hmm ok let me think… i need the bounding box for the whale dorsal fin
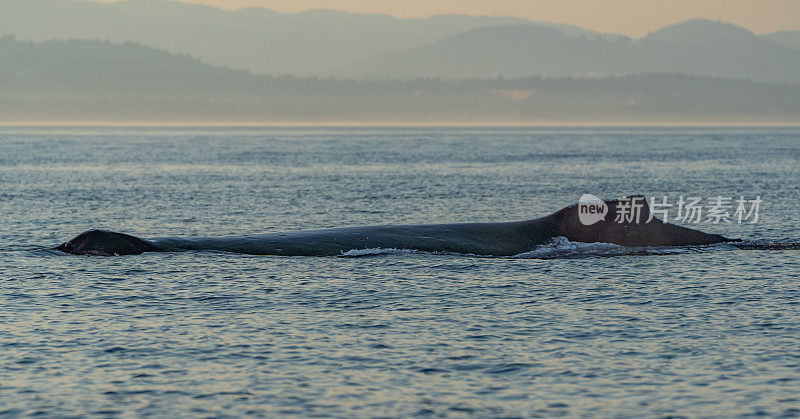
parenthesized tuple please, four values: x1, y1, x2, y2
(549, 195, 652, 225)
(548, 195, 730, 246)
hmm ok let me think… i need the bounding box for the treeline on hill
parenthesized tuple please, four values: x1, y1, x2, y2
(0, 37, 798, 123)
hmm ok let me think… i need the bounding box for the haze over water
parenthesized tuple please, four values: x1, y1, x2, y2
(0, 126, 798, 416)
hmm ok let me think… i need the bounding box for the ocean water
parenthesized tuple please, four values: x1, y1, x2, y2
(0, 126, 798, 417)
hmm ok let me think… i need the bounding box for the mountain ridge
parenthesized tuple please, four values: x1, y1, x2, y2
(356, 19, 800, 82)
(0, 0, 530, 76)
(1, 37, 797, 124)
(3, 1, 797, 82)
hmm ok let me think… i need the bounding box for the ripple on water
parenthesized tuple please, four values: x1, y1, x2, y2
(1, 127, 799, 416)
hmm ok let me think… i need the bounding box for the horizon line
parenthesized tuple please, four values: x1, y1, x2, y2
(2, 121, 799, 128)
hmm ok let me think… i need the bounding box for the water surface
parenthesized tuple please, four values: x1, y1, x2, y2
(1, 127, 798, 416)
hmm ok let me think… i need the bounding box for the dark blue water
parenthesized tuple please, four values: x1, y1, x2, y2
(1, 127, 798, 416)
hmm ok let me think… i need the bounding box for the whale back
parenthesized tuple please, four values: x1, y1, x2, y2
(55, 229, 163, 256)
(545, 195, 733, 246)
(52, 196, 736, 256)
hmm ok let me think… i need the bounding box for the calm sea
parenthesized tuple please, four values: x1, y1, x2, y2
(1, 127, 798, 417)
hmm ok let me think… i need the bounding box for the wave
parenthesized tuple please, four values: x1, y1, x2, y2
(729, 240, 800, 250)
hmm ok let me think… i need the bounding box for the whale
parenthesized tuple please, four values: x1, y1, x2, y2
(54, 196, 737, 257)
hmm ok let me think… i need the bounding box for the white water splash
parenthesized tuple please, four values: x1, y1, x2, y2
(337, 238, 714, 259)
(511, 236, 703, 259)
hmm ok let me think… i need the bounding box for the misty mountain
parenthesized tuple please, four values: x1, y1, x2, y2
(0, 36, 268, 101)
(764, 31, 800, 49)
(1, 37, 797, 124)
(355, 19, 800, 83)
(0, 0, 529, 76)
(4, 1, 796, 82)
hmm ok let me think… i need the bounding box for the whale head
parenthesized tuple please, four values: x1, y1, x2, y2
(55, 229, 163, 256)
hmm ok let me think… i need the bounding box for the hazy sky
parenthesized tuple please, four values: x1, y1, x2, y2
(95, 0, 800, 37)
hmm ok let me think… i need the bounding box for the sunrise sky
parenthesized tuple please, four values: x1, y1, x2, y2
(92, 0, 800, 37)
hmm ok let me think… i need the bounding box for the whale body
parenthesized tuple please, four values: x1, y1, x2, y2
(54, 196, 737, 257)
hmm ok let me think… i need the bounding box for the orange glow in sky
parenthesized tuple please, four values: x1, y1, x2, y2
(92, 0, 800, 37)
